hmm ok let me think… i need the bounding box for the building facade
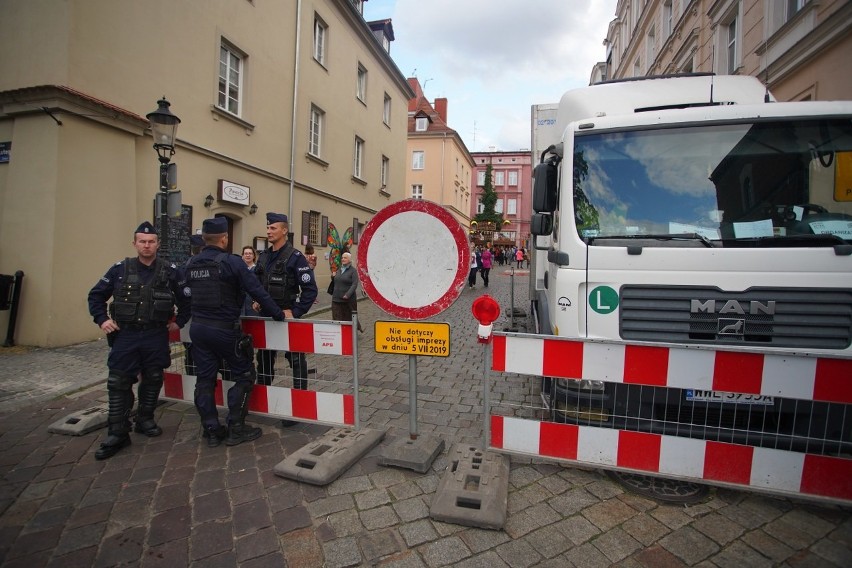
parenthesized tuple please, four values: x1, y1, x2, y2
(592, 0, 851, 102)
(469, 150, 534, 249)
(405, 78, 474, 227)
(0, 0, 413, 347)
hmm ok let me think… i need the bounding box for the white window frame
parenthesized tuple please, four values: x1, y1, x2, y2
(313, 15, 327, 65)
(381, 156, 389, 187)
(507, 198, 517, 215)
(494, 171, 505, 186)
(309, 104, 324, 158)
(412, 150, 424, 170)
(353, 136, 364, 179)
(415, 117, 428, 131)
(411, 184, 423, 199)
(508, 171, 518, 186)
(477, 170, 486, 186)
(218, 41, 243, 116)
(495, 199, 504, 214)
(663, 0, 674, 37)
(383, 93, 391, 125)
(711, 1, 742, 75)
(646, 25, 656, 68)
(309, 211, 321, 245)
(357, 63, 367, 102)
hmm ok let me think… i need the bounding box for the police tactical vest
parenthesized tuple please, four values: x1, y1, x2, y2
(259, 244, 297, 308)
(186, 253, 239, 309)
(111, 258, 174, 325)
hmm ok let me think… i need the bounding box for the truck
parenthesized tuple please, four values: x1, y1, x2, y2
(530, 74, 852, 457)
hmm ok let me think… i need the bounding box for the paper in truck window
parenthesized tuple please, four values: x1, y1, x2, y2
(810, 220, 852, 239)
(733, 219, 774, 238)
(669, 222, 721, 240)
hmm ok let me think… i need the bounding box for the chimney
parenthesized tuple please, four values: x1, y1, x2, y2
(434, 98, 447, 123)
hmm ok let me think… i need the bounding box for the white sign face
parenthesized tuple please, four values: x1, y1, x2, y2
(217, 179, 250, 205)
(358, 200, 470, 320)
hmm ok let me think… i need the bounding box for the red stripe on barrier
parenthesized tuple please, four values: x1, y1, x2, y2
(543, 340, 583, 379)
(491, 335, 506, 371)
(292, 388, 318, 420)
(168, 328, 181, 342)
(540, 421, 578, 460)
(241, 318, 268, 348)
(248, 384, 270, 413)
(624, 345, 669, 386)
(163, 372, 184, 398)
(490, 415, 504, 448)
(343, 394, 355, 425)
(288, 321, 315, 353)
(617, 430, 661, 472)
(713, 351, 763, 394)
(704, 441, 753, 485)
(214, 380, 225, 407)
(342, 324, 354, 356)
(814, 358, 852, 404)
(800, 454, 852, 500)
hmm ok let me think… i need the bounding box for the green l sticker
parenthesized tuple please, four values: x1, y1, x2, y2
(589, 286, 618, 314)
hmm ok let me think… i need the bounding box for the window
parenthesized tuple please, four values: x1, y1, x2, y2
(411, 184, 423, 199)
(508, 171, 518, 186)
(495, 199, 504, 214)
(357, 63, 367, 102)
(353, 137, 364, 179)
(313, 15, 327, 65)
(477, 170, 486, 186)
(633, 57, 641, 77)
(726, 17, 738, 74)
(646, 25, 656, 67)
(494, 171, 505, 186)
(415, 117, 428, 131)
(412, 150, 424, 170)
(663, 1, 673, 37)
(309, 211, 321, 245)
(218, 42, 243, 115)
(383, 93, 391, 125)
(309, 105, 324, 157)
(381, 156, 389, 187)
(507, 199, 517, 215)
(350, 0, 363, 15)
(786, 0, 808, 22)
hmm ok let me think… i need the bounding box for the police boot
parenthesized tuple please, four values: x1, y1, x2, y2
(202, 424, 228, 448)
(134, 368, 164, 437)
(226, 373, 262, 446)
(95, 372, 134, 460)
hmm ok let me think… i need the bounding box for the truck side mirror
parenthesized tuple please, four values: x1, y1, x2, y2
(531, 213, 553, 236)
(532, 161, 558, 213)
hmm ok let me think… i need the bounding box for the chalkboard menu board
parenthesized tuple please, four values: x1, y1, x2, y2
(153, 204, 193, 265)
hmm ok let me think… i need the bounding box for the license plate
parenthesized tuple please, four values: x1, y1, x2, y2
(685, 390, 774, 405)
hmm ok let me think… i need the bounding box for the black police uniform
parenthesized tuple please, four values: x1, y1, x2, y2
(87, 229, 189, 460)
(253, 238, 318, 387)
(185, 233, 284, 446)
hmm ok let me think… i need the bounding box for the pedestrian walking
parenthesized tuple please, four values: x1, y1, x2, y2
(87, 221, 190, 460)
(184, 217, 287, 447)
(252, 213, 318, 395)
(480, 247, 493, 287)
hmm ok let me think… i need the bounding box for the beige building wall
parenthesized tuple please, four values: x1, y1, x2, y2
(599, 0, 850, 103)
(0, 0, 413, 347)
(406, 135, 473, 226)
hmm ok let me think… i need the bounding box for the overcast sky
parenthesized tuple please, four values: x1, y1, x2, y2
(363, 0, 618, 152)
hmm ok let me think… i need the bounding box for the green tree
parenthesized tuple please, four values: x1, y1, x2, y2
(473, 164, 505, 231)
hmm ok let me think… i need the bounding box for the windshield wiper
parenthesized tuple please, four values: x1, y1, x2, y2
(587, 233, 715, 248)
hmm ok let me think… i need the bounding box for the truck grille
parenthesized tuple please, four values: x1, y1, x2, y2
(620, 286, 852, 349)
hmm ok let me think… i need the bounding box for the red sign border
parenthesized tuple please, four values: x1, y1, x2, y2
(358, 199, 471, 320)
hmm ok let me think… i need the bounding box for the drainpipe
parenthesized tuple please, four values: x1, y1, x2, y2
(288, 0, 302, 230)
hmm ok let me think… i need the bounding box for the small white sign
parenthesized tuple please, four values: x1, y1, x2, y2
(218, 179, 250, 206)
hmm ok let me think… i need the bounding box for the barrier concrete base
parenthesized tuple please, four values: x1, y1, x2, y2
(47, 405, 109, 436)
(429, 444, 510, 530)
(379, 434, 445, 474)
(274, 427, 385, 485)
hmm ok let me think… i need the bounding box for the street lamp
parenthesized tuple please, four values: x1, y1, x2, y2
(146, 97, 181, 257)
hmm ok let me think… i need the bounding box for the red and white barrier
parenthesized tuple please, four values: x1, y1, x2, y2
(491, 415, 852, 502)
(164, 317, 357, 428)
(492, 335, 852, 403)
(162, 372, 355, 426)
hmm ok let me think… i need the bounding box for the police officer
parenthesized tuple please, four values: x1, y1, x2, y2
(253, 212, 318, 391)
(185, 217, 286, 447)
(87, 221, 189, 460)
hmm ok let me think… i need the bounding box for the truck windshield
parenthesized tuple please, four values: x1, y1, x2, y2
(573, 118, 852, 244)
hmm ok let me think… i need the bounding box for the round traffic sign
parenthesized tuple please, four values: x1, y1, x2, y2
(357, 199, 471, 319)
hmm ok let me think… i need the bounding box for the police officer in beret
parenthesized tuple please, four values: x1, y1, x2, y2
(253, 212, 318, 396)
(185, 217, 286, 447)
(87, 221, 190, 460)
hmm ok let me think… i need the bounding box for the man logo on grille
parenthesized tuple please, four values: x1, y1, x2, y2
(718, 318, 745, 335)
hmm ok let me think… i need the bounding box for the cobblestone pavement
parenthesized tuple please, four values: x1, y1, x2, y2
(1, 267, 851, 567)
